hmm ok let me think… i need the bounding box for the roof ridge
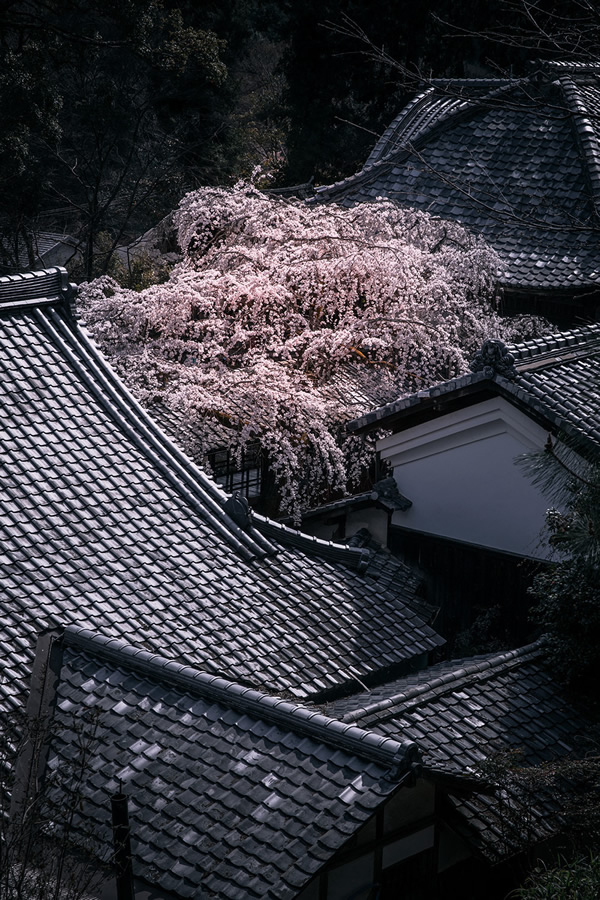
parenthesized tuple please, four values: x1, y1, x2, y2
(340, 640, 546, 724)
(65, 307, 373, 562)
(315, 80, 526, 202)
(60, 626, 420, 776)
(252, 513, 373, 571)
(365, 91, 476, 168)
(364, 87, 436, 167)
(496, 374, 600, 460)
(346, 370, 489, 434)
(430, 77, 514, 87)
(36, 305, 277, 561)
(345, 336, 600, 461)
(11, 270, 404, 567)
(284, 483, 411, 523)
(508, 323, 600, 365)
(560, 76, 600, 218)
(0, 267, 75, 313)
(536, 60, 600, 74)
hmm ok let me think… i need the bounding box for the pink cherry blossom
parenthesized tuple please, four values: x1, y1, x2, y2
(79, 183, 547, 519)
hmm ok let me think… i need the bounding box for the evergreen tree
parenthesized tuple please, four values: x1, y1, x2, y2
(0, 1, 230, 276)
(522, 439, 600, 690)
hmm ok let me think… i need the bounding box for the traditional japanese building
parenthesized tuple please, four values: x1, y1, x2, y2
(4, 269, 598, 898)
(347, 326, 600, 639)
(316, 62, 600, 324)
(0, 267, 442, 897)
(349, 328, 600, 560)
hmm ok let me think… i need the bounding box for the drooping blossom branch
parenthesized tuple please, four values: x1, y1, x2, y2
(79, 182, 547, 519)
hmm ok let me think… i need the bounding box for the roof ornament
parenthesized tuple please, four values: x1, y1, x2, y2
(223, 491, 252, 530)
(387, 744, 422, 784)
(371, 476, 412, 511)
(469, 339, 517, 379)
(0, 267, 77, 316)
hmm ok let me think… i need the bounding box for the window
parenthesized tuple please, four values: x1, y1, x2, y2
(208, 443, 263, 499)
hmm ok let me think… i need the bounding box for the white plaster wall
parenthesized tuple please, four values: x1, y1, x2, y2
(346, 507, 389, 546)
(377, 398, 562, 559)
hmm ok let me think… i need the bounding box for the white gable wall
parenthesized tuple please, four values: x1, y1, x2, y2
(377, 398, 560, 559)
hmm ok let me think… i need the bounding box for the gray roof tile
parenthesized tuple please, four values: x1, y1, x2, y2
(323, 640, 600, 860)
(324, 641, 595, 768)
(0, 270, 443, 716)
(349, 324, 600, 461)
(30, 628, 420, 899)
(316, 66, 600, 294)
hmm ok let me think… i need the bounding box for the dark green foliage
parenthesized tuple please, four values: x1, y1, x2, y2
(478, 752, 600, 896)
(0, 1, 233, 276)
(0, 27, 61, 270)
(0, 0, 298, 277)
(452, 605, 511, 657)
(3, 1, 598, 273)
(514, 855, 600, 899)
(524, 441, 600, 691)
(531, 558, 600, 689)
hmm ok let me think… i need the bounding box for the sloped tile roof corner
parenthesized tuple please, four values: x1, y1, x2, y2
(348, 325, 600, 460)
(0, 268, 443, 716)
(316, 67, 600, 295)
(347, 370, 490, 433)
(22, 626, 421, 899)
(323, 637, 600, 861)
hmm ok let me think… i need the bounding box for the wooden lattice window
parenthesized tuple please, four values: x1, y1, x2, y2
(208, 443, 263, 499)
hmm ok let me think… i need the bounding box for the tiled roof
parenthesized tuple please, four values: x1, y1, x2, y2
(323, 641, 599, 859)
(324, 641, 581, 767)
(29, 627, 418, 899)
(315, 64, 600, 293)
(286, 478, 412, 528)
(0, 268, 443, 715)
(3, 234, 79, 273)
(348, 325, 600, 460)
(364, 80, 513, 169)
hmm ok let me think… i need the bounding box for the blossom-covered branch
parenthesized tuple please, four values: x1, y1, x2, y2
(80, 183, 546, 518)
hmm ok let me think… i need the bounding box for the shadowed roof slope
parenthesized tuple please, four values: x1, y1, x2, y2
(315, 63, 600, 298)
(323, 641, 599, 860)
(21, 627, 419, 899)
(0, 268, 443, 714)
(324, 641, 585, 768)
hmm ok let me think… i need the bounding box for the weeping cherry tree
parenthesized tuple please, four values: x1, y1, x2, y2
(80, 182, 546, 518)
